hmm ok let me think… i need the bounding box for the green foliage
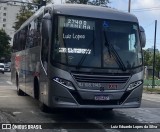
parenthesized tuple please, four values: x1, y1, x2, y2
(143, 50, 151, 66)
(66, 0, 110, 6)
(32, 0, 51, 3)
(143, 49, 160, 72)
(143, 87, 160, 93)
(148, 76, 159, 80)
(0, 29, 11, 60)
(88, 0, 110, 6)
(13, 6, 33, 30)
(13, 0, 53, 31)
(66, 0, 88, 4)
(155, 53, 160, 72)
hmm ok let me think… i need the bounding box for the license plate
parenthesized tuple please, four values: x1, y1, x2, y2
(94, 95, 110, 101)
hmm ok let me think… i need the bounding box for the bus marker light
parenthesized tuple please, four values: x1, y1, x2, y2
(53, 77, 75, 90)
(127, 80, 142, 91)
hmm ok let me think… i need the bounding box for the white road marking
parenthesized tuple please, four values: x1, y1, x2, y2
(0, 96, 17, 97)
(6, 81, 12, 85)
(30, 111, 35, 114)
(0, 91, 8, 92)
(13, 112, 22, 115)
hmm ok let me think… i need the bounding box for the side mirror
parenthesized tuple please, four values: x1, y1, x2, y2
(42, 13, 51, 38)
(139, 26, 146, 48)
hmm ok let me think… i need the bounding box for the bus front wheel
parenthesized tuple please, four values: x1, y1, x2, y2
(16, 76, 25, 96)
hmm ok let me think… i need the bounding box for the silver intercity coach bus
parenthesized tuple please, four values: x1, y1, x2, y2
(11, 4, 146, 112)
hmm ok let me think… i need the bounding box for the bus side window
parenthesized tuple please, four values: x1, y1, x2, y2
(13, 34, 18, 52)
(128, 33, 136, 52)
(17, 32, 21, 51)
(41, 25, 49, 72)
(41, 38, 49, 72)
(26, 22, 34, 49)
(19, 28, 26, 50)
(41, 12, 51, 72)
(34, 18, 41, 47)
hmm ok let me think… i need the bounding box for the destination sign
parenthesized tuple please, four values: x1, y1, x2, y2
(63, 18, 95, 30)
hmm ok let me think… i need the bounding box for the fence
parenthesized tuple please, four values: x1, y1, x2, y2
(144, 79, 160, 88)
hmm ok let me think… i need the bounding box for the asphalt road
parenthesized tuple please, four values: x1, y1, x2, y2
(0, 72, 160, 132)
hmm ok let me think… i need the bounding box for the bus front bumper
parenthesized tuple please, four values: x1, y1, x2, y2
(49, 81, 143, 109)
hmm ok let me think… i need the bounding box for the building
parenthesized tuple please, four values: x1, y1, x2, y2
(0, 0, 30, 45)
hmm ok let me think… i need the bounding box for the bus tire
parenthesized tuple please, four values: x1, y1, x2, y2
(34, 77, 39, 100)
(16, 74, 25, 96)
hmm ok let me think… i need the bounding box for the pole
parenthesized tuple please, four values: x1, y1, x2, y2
(128, 0, 131, 13)
(152, 20, 157, 88)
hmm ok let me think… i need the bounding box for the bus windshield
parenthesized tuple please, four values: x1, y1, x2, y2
(52, 15, 142, 69)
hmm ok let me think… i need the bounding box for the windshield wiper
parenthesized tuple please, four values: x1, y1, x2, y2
(103, 31, 126, 71)
(76, 29, 95, 69)
(76, 39, 94, 69)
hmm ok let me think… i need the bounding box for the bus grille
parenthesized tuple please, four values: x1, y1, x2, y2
(72, 74, 130, 83)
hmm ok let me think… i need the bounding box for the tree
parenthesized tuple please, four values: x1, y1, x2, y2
(143, 49, 160, 73)
(0, 29, 11, 61)
(13, 6, 33, 30)
(88, 0, 110, 6)
(66, 0, 110, 6)
(66, 0, 88, 4)
(155, 53, 160, 72)
(143, 50, 152, 66)
(32, 0, 52, 4)
(13, 0, 52, 31)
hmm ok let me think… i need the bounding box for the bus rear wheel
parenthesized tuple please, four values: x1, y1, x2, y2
(34, 78, 39, 100)
(17, 87, 24, 96)
(16, 76, 25, 96)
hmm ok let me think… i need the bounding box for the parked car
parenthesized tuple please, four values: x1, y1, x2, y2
(4, 64, 11, 72)
(0, 63, 5, 74)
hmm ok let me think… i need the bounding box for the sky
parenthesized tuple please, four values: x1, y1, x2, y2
(54, 0, 160, 50)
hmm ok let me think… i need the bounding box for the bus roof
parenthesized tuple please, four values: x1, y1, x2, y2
(51, 4, 138, 23)
(16, 4, 138, 34)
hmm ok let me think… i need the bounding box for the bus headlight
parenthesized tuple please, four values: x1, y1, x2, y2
(127, 80, 143, 91)
(53, 77, 75, 90)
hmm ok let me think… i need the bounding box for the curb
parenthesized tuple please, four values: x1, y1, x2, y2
(142, 93, 160, 103)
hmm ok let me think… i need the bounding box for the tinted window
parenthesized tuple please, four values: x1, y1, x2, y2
(53, 16, 101, 68)
(51, 15, 142, 69)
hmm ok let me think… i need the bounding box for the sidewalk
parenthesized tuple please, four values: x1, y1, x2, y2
(142, 93, 160, 102)
(144, 86, 160, 88)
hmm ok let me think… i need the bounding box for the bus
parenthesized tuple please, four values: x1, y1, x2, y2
(11, 4, 146, 112)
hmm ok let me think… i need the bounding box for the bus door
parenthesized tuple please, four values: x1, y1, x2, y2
(39, 12, 51, 104)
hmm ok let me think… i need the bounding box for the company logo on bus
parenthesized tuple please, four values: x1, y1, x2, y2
(108, 84, 118, 89)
